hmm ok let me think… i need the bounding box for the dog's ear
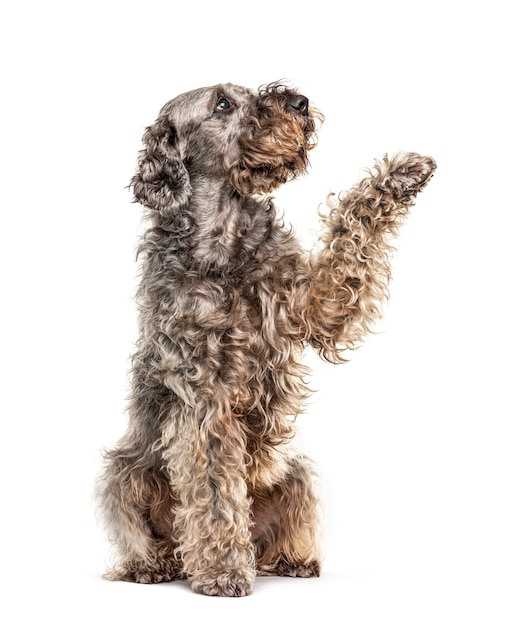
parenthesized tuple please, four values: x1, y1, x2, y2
(130, 115, 191, 217)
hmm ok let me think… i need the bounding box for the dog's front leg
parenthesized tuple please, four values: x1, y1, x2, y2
(302, 152, 436, 361)
(161, 404, 256, 597)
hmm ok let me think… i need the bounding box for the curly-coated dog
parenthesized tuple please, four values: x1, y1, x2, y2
(97, 81, 436, 597)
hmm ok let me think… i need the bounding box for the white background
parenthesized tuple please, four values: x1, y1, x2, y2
(1, 1, 525, 624)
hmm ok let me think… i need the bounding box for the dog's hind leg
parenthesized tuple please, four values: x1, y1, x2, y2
(252, 455, 322, 578)
(96, 452, 182, 583)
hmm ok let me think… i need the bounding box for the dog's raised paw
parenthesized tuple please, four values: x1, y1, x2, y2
(386, 152, 437, 197)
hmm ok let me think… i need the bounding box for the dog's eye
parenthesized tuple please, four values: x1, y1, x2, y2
(216, 96, 232, 111)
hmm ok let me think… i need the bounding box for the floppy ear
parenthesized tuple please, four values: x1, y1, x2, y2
(130, 115, 191, 217)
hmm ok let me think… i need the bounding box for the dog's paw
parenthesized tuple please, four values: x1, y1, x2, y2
(383, 152, 437, 198)
(191, 568, 255, 597)
(270, 558, 321, 578)
(105, 559, 182, 584)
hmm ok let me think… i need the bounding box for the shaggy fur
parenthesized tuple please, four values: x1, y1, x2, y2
(97, 82, 436, 597)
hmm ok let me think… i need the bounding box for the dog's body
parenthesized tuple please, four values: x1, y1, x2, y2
(97, 82, 435, 596)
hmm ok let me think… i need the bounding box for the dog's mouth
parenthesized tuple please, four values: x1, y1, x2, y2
(229, 135, 314, 196)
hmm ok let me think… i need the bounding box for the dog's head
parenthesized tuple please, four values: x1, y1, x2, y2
(131, 83, 323, 217)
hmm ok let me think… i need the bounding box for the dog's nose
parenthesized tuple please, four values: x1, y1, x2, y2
(287, 94, 309, 116)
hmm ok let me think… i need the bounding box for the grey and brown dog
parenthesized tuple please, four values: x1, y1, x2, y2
(97, 82, 436, 596)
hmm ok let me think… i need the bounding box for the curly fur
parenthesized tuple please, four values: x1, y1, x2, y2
(96, 81, 436, 597)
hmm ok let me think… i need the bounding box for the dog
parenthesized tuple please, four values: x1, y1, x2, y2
(96, 81, 436, 596)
